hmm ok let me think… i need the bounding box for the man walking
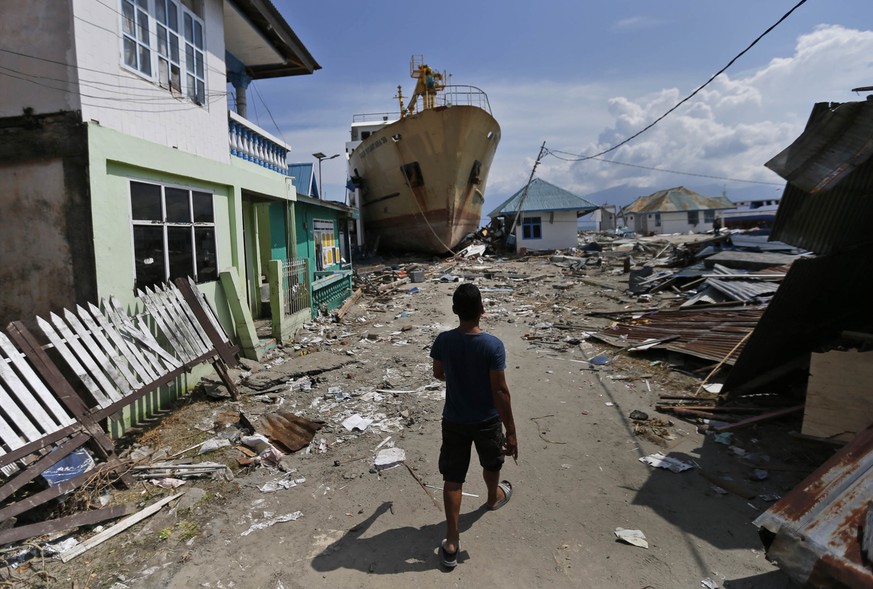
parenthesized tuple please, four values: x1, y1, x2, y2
(430, 283, 518, 569)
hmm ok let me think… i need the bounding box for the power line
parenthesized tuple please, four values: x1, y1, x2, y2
(548, 0, 808, 163)
(546, 149, 784, 186)
(252, 82, 288, 145)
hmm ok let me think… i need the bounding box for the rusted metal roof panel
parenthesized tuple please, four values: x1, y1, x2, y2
(622, 186, 733, 214)
(754, 426, 873, 588)
(590, 308, 763, 364)
(765, 101, 873, 194)
(723, 244, 873, 395)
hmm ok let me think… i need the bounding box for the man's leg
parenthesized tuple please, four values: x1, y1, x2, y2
(443, 481, 463, 554)
(483, 468, 506, 507)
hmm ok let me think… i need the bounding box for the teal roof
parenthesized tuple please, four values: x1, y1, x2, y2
(488, 178, 598, 217)
(621, 186, 733, 214)
(289, 162, 318, 197)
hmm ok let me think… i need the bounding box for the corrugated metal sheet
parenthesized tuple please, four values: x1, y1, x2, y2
(723, 244, 873, 395)
(621, 186, 733, 214)
(488, 178, 597, 216)
(705, 278, 779, 301)
(765, 100, 873, 194)
(754, 425, 873, 588)
(590, 308, 763, 364)
(768, 100, 873, 256)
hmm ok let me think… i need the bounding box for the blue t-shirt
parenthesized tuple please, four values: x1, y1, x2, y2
(430, 329, 506, 424)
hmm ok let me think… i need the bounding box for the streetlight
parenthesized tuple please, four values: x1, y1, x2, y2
(312, 152, 339, 199)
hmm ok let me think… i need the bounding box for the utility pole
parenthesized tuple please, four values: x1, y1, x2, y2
(507, 141, 547, 242)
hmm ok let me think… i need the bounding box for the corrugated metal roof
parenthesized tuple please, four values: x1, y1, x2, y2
(765, 100, 873, 194)
(754, 425, 873, 588)
(621, 186, 734, 214)
(590, 308, 763, 364)
(768, 100, 873, 256)
(488, 178, 598, 217)
(723, 244, 873, 395)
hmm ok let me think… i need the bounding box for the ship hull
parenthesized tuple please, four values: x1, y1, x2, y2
(349, 105, 500, 254)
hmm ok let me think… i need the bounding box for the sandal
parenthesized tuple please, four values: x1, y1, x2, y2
(440, 539, 458, 568)
(488, 480, 512, 511)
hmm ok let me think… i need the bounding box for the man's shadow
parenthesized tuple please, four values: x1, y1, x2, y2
(311, 501, 488, 574)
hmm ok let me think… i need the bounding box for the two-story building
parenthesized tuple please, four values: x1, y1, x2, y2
(0, 0, 338, 358)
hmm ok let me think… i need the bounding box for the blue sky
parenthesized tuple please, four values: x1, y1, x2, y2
(246, 1, 873, 214)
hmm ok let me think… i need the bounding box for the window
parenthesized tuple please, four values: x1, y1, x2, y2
(521, 216, 542, 240)
(119, 0, 206, 105)
(121, 0, 151, 76)
(313, 219, 339, 271)
(704, 210, 715, 224)
(687, 211, 699, 225)
(155, 0, 181, 93)
(130, 181, 217, 289)
(655, 212, 661, 227)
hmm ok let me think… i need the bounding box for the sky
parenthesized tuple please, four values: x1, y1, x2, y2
(245, 0, 873, 216)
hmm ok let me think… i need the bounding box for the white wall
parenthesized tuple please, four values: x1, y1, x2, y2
(516, 210, 579, 251)
(72, 0, 230, 162)
(0, 0, 82, 117)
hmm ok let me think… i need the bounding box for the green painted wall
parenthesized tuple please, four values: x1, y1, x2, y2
(269, 201, 288, 261)
(86, 122, 297, 338)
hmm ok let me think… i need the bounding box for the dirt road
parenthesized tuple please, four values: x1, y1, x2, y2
(45, 255, 803, 589)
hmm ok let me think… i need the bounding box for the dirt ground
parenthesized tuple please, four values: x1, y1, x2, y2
(12, 250, 831, 589)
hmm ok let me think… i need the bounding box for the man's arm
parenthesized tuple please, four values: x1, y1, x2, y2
(432, 358, 445, 381)
(489, 369, 518, 460)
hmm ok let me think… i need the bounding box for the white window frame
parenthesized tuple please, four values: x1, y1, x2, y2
(129, 180, 218, 289)
(118, 0, 207, 105)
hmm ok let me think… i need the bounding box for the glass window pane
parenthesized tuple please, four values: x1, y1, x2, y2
(184, 13, 193, 39)
(170, 64, 181, 92)
(187, 74, 196, 99)
(133, 226, 166, 288)
(122, 2, 135, 35)
(194, 22, 203, 48)
(157, 27, 168, 56)
(195, 54, 203, 78)
(169, 3, 178, 30)
(123, 37, 137, 69)
(170, 35, 179, 62)
(165, 187, 190, 222)
(167, 227, 194, 280)
(196, 81, 204, 105)
(195, 227, 217, 282)
(130, 182, 162, 220)
(156, 0, 166, 24)
(192, 192, 213, 222)
(139, 45, 151, 75)
(186, 44, 194, 72)
(137, 10, 149, 41)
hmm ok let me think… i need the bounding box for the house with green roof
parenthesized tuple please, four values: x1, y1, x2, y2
(619, 186, 734, 235)
(488, 178, 598, 251)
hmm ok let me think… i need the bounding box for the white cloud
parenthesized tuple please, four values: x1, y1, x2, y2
(481, 24, 873, 210)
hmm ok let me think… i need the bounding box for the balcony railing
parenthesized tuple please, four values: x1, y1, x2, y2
(228, 110, 290, 173)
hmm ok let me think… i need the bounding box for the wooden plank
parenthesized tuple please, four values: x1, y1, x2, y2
(0, 360, 61, 437)
(711, 405, 804, 432)
(72, 306, 143, 391)
(159, 284, 210, 354)
(166, 285, 212, 351)
(61, 309, 132, 397)
(0, 433, 89, 504)
(336, 288, 363, 320)
(0, 370, 45, 443)
(35, 316, 112, 408)
(85, 302, 157, 383)
(0, 503, 136, 547)
(175, 277, 238, 366)
(107, 297, 182, 369)
(0, 466, 108, 522)
(0, 406, 25, 452)
(60, 492, 184, 562)
(138, 287, 195, 361)
(0, 423, 81, 469)
(0, 332, 74, 427)
(802, 349, 873, 443)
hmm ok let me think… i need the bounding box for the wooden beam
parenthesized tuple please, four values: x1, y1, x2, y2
(60, 492, 184, 562)
(711, 405, 804, 432)
(0, 504, 135, 546)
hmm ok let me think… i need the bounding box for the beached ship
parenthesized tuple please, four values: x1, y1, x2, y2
(346, 56, 501, 253)
(721, 197, 781, 229)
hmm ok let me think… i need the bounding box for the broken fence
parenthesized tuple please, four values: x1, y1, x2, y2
(0, 277, 239, 545)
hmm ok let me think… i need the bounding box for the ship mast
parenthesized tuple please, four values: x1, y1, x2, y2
(403, 55, 445, 117)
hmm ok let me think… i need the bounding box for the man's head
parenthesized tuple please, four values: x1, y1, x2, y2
(452, 283, 484, 321)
